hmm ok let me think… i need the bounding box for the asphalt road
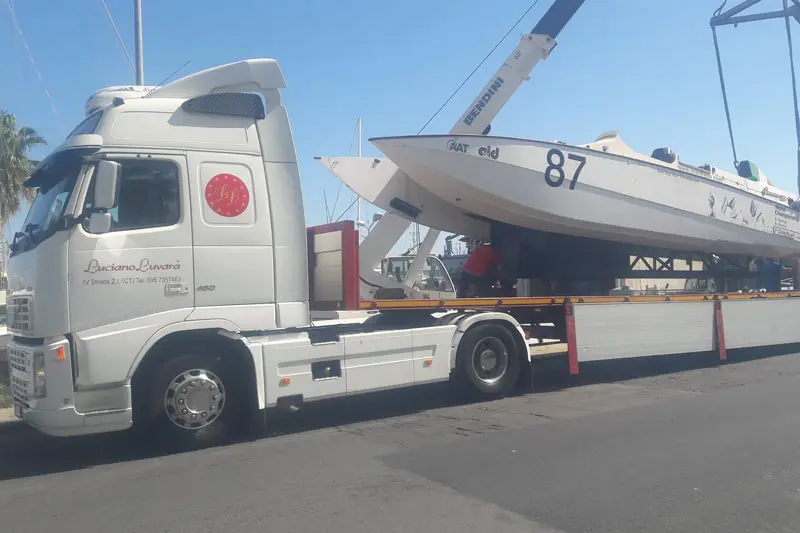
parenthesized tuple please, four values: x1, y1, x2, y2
(2, 347, 800, 533)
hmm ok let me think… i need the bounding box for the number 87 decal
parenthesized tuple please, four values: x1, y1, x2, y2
(544, 148, 587, 190)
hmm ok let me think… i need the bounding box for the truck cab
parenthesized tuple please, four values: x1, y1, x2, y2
(5, 60, 311, 436)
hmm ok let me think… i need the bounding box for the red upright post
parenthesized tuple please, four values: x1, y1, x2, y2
(714, 298, 727, 361)
(565, 299, 580, 375)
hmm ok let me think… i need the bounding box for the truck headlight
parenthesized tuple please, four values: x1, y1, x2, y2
(33, 353, 46, 398)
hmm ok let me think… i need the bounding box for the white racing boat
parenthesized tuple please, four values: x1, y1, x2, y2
(365, 131, 800, 259)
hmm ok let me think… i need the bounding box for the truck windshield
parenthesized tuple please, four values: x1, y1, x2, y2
(11, 148, 94, 255)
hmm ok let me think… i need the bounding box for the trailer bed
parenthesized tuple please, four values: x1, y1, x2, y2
(359, 291, 800, 377)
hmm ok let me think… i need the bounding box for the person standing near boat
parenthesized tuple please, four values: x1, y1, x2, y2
(757, 257, 783, 292)
(459, 240, 503, 297)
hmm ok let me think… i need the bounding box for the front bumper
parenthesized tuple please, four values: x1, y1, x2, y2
(13, 403, 132, 437)
(8, 336, 132, 437)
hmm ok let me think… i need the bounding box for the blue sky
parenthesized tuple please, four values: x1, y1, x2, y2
(0, 0, 796, 255)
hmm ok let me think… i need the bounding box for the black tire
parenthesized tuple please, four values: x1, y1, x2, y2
(457, 323, 522, 397)
(135, 351, 249, 450)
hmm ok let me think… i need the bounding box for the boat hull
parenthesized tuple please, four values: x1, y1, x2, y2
(370, 134, 800, 259)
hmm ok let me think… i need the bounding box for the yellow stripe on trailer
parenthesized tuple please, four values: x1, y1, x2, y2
(360, 291, 800, 310)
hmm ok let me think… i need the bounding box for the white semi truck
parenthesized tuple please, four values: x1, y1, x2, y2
(6, 56, 800, 449)
(4, 59, 540, 446)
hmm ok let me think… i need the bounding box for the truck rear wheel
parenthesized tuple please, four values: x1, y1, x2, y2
(457, 323, 521, 397)
(138, 351, 246, 449)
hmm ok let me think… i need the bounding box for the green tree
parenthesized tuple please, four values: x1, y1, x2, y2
(0, 110, 46, 228)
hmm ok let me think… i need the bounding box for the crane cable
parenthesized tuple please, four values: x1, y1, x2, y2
(710, 1, 739, 171)
(712, 0, 800, 200)
(782, 0, 800, 196)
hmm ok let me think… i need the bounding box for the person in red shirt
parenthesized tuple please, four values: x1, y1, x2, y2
(459, 242, 502, 297)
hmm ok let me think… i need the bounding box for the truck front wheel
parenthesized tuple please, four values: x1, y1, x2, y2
(457, 323, 521, 397)
(137, 351, 247, 449)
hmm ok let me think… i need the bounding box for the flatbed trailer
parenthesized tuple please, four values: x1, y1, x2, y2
(360, 291, 800, 374)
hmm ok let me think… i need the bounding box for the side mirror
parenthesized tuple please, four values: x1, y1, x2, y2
(86, 212, 112, 234)
(93, 160, 121, 210)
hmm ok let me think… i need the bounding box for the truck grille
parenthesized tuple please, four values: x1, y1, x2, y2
(7, 296, 32, 332)
(7, 345, 32, 403)
(7, 345, 29, 373)
(11, 375, 29, 403)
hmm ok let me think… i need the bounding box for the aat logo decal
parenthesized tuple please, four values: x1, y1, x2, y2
(205, 173, 250, 217)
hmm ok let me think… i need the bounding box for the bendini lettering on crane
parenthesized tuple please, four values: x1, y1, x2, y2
(462, 77, 505, 126)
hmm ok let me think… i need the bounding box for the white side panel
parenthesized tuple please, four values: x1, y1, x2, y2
(344, 330, 415, 393)
(256, 101, 309, 329)
(276, 302, 310, 330)
(264, 162, 309, 328)
(412, 326, 457, 384)
(258, 333, 346, 406)
(72, 309, 192, 389)
(722, 299, 800, 349)
(574, 301, 714, 362)
(186, 304, 276, 331)
(242, 339, 266, 411)
(193, 247, 274, 305)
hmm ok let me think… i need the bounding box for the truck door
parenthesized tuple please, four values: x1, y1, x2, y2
(68, 153, 194, 387)
(185, 152, 276, 330)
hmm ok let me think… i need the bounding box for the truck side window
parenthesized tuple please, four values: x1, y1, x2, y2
(84, 159, 180, 233)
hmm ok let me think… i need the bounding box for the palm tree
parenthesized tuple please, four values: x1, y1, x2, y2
(0, 110, 46, 228)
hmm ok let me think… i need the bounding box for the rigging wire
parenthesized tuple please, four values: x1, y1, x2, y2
(328, 118, 359, 222)
(98, 0, 136, 74)
(334, 196, 360, 223)
(782, 0, 800, 194)
(4, 0, 64, 131)
(416, 0, 541, 135)
(149, 60, 192, 92)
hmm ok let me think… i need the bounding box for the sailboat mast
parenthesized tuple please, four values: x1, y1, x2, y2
(357, 117, 362, 225)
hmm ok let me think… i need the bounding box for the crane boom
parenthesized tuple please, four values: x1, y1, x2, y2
(451, 0, 586, 135)
(403, 0, 587, 284)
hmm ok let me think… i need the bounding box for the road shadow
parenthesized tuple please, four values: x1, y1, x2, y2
(1, 342, 798, 482)
(539, 343, 800, 389)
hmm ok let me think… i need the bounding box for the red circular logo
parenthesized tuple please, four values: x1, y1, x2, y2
(205, 173, 250, 217)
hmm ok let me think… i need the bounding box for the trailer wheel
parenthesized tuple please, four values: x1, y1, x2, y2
(458, 323, 521, 396)
(140, 351, 246, 449)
